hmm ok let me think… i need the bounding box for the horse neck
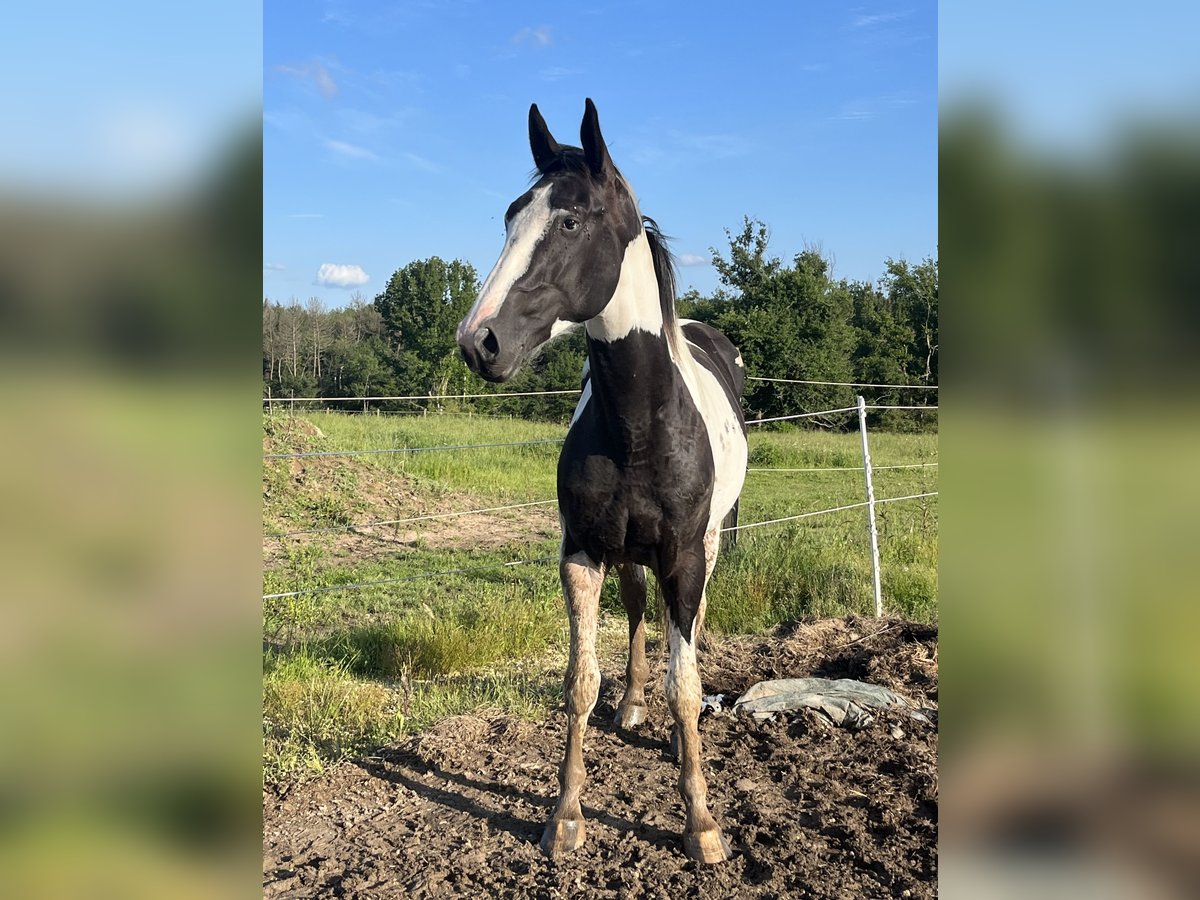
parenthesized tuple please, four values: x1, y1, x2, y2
(582, 229, 687, 434)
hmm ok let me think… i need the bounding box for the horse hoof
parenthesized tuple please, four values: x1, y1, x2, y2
(614, 702, 648, 728)
(683, 828, 733, 864)
(540, 818, 586, 856)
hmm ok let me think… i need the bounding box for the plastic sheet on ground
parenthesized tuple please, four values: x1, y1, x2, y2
(730, 677, 933, 729)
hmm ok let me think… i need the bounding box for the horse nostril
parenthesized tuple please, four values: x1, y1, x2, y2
(476, 327, 500, 360)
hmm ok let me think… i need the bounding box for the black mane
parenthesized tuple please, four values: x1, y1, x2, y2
(642, 216, 679, 343)
(528, 145, 593, 181)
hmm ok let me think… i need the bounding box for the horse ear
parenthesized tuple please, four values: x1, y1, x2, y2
(529, 104, 560, 173)
(580, 97, 612, 178)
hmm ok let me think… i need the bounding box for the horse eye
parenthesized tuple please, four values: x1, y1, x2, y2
(563, 217, 580, 232)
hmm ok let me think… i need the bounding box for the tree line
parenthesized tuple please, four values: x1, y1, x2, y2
(263, 217, 937, 429)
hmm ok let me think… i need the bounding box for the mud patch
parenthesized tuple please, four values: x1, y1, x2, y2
(264, 618, 937, 898)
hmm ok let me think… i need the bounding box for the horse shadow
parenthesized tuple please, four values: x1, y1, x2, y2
(361, 736, 683, 855)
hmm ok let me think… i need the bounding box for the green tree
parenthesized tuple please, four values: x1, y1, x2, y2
(849, 280, 921, 428)
(374, 257, 479, 397)
(703, 218, 856, 421)
(883, 257, 938, 385)
(850, 281, 913, 387)
(504, 326, 587, 420)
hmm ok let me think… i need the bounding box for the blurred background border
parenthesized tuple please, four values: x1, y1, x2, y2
(0, 1, 1197, 896)
(0, 2, 263, 897)
(941, 1, 1200, 896)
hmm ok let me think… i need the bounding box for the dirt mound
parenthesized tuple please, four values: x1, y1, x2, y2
(263, 619, 937, 898)
(263, 416, 560, 566)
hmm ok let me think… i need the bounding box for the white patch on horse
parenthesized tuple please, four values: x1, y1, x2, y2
(589, 282, 744, 533)
(458, 184, 553, 340)
(570, 377, 592, 427)
(734, 354, 744, 368)
(703, 527, 719, 578)
(664, 614, 700, 712)
(669, 337, 748, 532)
(561, 551, 604, 629)
(560, 550, 603, 752)
(584, 230, 663, 343)
(560, 550, 604, 709)
(550, 318, 574, 338)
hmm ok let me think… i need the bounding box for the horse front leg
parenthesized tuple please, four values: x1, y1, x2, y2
(614, 562, 650, 728)
(669, 527, 720, 759)
(540, 550, 605, 856)
(662, 531, 732, 864)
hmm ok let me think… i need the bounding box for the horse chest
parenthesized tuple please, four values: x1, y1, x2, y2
(558, 403, 714, 563)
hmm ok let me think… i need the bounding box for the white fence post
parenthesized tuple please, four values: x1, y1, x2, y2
(858, 395, 883, 617)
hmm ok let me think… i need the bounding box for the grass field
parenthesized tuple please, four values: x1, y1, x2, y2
(262, 409, 937, 781)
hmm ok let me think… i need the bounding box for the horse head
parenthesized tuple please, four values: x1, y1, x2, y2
(457, 99, 642, 382)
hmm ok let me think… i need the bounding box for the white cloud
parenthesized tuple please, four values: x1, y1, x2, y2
(275, 61, 338, 99)
(852, 10, 911, 28)
(831, 104, 875, 121)
(402, 151, 443, 173)
(316, 263, 370, 288)
(830, 93, 918, 121)
(540, 66, 582, 81)
(512, 25, 553, 47)
(264, 262, 286, 272)
(313, 65, 338, 98)
(336, 106, 417, 136)
(263, 109, 310, 134)
(324, 138, 377, 160)
(626, 141, 666, 166)
(677, 254, 709, 267)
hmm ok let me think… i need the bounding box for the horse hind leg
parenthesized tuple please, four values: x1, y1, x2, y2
(614, 562, 650, 729)
(541, 550, 604, 857)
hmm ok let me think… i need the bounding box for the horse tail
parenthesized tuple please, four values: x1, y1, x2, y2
(719, 498, 739, 554)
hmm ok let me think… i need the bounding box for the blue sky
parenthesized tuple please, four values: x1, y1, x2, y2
(264, 1, 936, 306)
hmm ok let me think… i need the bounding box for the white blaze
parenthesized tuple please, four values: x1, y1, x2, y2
(458, 184, 553, 341)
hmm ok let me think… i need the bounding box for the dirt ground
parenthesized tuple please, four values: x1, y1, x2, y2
(263, 426, 561, 567)
(263, 617, 938, 898)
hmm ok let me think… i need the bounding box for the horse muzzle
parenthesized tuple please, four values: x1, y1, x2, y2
(458, 320, 519, 383)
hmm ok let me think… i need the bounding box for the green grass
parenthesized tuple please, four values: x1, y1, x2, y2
(317, 590, 565, 679)
(264, 652, 405, 780)
(263, 542, 564, 639)
(275, 409, 565, 499)
(262, 650, 561, 782)
(262, 411, 937, 782)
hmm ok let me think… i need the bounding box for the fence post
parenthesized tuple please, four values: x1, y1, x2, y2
(858, 395, 883, 617)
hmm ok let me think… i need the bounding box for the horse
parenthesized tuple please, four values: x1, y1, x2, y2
(456, 98, 748, 864)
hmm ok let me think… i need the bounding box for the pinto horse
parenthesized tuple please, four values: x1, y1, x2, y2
(457, 99, 747, 863)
